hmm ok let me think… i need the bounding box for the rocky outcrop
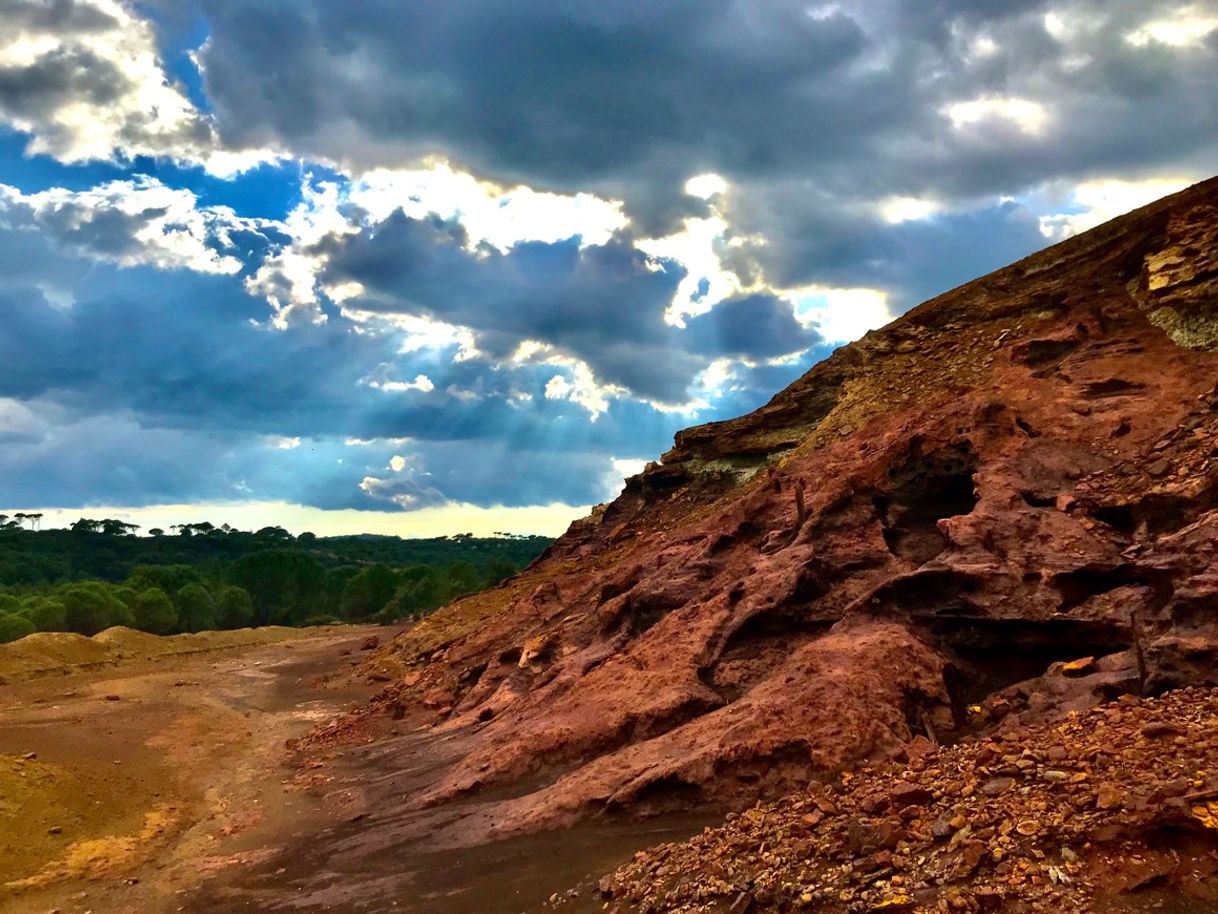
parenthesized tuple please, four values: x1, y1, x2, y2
(350, 177, 1218, 841)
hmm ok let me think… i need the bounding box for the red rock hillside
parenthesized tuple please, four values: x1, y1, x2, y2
(350, 176, 1218, 846)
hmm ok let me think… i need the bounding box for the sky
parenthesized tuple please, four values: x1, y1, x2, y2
(0, 0, 1215, 537)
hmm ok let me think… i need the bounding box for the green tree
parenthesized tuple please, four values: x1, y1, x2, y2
(0, 594, 20, 616)
(100, 519, 140, 536)
(112, 585, 139, 609)
(126, 565, 204, 594)
(340, 564, 398, 620)
(19, 596, 67, 631)
(484, 557, 519, 587)
(0, 613, 35, 643)
(59, 582, 135, 634)
(445, 559, 481, 596)
(133, 587, 178, 634)
(385, 569, 443, 617)
(230, 551, 324, 625)
(175, 583, 217, 633)
(324, 566, 360, 612)
(216, 586, 255, 629)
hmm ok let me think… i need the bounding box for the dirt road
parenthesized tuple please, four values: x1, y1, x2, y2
(0, 625, 393, 914)
(0, 628, 711, 914)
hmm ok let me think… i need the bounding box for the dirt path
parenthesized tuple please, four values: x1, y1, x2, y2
(0, 627, 712, 914)
(0, 625, 395, 914)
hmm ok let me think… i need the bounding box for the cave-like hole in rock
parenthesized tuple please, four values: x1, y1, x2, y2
(1014, 416, 1041, 438)
(1081, 378, 1146, 399)
(1022, 491, 1057, 509)
(1092, 504, 1137, 536)
(874, 442, 980, 564)
(866, 569, 981, 616)
(703, 612, 835, 703)
(607, 775, 706, 818)
(920, 616, 1132, 720)
(1091, 485, 1218, 540)
(497, 646, 523, 665)
(1052, 565, 1174, 613)
(458, 661, 489, 689)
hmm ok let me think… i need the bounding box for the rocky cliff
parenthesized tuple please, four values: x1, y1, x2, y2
(348, 177, 1218, 849)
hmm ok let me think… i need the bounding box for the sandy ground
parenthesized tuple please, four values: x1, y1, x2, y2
(0, 625, 394, 914)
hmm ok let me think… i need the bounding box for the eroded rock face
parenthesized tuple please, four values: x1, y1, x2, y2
(352, 177, 1218, 839)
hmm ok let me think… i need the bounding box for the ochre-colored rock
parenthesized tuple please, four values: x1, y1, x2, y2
(346, 177, 1218, 841)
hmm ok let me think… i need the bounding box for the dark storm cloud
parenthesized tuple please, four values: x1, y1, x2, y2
(724, 188, 1048, 306)
(344, 442, 632, 512)
(325, 214, 820, 403)
(190, 0, 1218, 232)
(0, 217, 793, 511)
(682, 294, 821, 361)
(3, 0, 119, 32)
(197, 0, 872, 206)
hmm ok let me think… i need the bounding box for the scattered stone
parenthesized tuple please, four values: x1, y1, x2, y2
(1140, 721, 1183, 739)
(728, 891, 753, 913)
(981, 777, 1015, 797)
(1096, 785, 1123, 810)
(603, 689, 1218, 914)
(1059, 657, 1097, 678)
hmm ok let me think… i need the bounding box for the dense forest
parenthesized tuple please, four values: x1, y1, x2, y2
(0, 517, 552, 643)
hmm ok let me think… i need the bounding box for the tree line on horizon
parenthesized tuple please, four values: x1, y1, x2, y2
(0, 520, 552, 644)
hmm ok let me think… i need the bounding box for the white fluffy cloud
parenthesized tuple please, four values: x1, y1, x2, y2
(246, 164, 631, 329)
(943, 96, 1050, 137)
(349, 161, 628, 253)
(1038, 177, 1196, 241)
(0, 0, 267, 174)
(794, 287, 893, 345)
(0, 176, 270, 274)
(1126, 6, 1218, 47)
(245, 180, 357, 328)
(513, 341, 625, 421)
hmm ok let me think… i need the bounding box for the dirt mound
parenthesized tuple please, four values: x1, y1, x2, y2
(0, 632, 114, 680)
(338, 178, 1218, 843)
(93, 626, 167, 654)
(0, 625, 315, 683)
(600, 686, 1218, 914)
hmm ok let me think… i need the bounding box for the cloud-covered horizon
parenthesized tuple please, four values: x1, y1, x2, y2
(0, 0, 1215, 533)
